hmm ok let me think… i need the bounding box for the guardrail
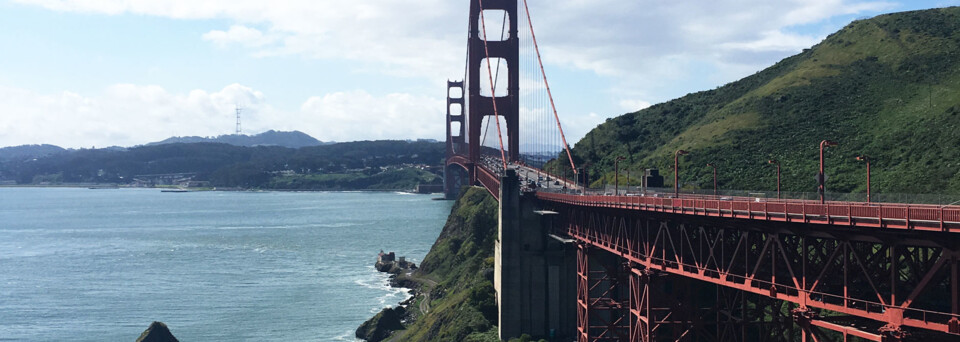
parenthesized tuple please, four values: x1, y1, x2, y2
(476, 166, 501, 201)
(538, 192, 960, 232)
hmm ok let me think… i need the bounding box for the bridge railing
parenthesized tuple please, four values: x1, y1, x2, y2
(536, 192, 960, 232)
(598, 185, 960, 206)
(476, 164, 501, 201)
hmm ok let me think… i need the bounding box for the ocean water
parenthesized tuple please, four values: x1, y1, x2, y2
(0, 188, 452, 341)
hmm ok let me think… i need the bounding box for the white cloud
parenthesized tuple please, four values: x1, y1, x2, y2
(202, 25, 278, 48)
(0, 84, 444, 148)
(562, 112, 605, 146)
(298, 90, 444, 142)
(13, 0, 467, 79)
(619, 99, 652, 112)
(720, 30, 822, 53)
(12, 0, 897, 86)
(6, 0, 906, 148)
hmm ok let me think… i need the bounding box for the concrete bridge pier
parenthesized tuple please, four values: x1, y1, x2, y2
(496, 170, 577, 340)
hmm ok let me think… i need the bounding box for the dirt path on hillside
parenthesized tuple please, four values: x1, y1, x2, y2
(384, 275, 438, 342)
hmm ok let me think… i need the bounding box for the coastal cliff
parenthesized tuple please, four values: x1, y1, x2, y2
(358, 186, 500, 341)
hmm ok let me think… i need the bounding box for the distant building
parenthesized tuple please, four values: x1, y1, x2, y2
(131, 173, 198, 187)
(415, 184, 444, 194)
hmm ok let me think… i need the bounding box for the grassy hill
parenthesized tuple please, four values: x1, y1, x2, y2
(557, 7, 960, 198)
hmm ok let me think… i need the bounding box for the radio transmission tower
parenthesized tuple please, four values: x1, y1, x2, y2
(235, 106, 242, 135)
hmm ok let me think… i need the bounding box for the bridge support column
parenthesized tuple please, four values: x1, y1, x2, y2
(497, 169, 577, 340)
(443, 164, 469, 200)
(496, 170, 522, 339)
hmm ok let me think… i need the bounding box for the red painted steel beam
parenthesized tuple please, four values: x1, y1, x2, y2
(809, 319, 882, 341)
(476, 165, 501, 200)
(553, 205, 960, 338)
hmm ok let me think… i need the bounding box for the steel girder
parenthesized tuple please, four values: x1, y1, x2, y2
(554, 204, 960, 341)
(578, 244, 630, 341)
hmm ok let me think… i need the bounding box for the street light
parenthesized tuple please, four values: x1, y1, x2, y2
(625, 168, 631, 195)
(706, 163, 718, 197)
(768, 160, 781, 200)
(675, 150, 689, 197)
(614, 156, 626, 196)
(639, 167, 646, 194)
(819, 140, 838, 204)
(856, 155, 871, 203)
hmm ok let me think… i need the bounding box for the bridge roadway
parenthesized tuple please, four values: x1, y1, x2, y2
(476, 163, 960, 341)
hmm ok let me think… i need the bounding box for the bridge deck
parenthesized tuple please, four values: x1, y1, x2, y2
(470, 163, 960, 232)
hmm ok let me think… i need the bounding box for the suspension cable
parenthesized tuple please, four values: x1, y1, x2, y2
(477, 0, 508, 171)
(521, 0, 577, 175)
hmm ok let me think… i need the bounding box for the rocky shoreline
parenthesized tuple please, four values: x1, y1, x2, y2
(356, 252, 426, 342)
(357, 187, 500, 342)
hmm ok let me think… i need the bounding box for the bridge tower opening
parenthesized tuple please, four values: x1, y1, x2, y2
(467, 0, 520, 164)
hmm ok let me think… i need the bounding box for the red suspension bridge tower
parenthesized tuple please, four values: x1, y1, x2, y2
(445, 0, 520, 199)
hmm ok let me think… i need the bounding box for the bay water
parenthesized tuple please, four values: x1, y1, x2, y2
(0, 187, 452, 341)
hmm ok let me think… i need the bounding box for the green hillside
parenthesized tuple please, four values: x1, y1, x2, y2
(558, 7, 960, 198)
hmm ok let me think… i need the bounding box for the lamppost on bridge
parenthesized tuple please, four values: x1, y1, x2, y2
(575, 167, 583, 195)
(675, 150, 689, 198)
(856, 155, 871, 203)
(706, 163, 718, 197)
(625, 168, 630, 195)
(614, 156, 626, 196)
(819, 140, 838, 204)
(768, 160, 781, 200)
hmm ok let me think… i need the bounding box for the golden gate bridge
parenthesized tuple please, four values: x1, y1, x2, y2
(443, 1, 960, 341)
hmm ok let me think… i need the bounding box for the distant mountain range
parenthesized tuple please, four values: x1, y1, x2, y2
(0, 144, 67, 161)
(146, 130, 329, 148)
(0, 131, 334, 162)
(0, 139, 445, 189)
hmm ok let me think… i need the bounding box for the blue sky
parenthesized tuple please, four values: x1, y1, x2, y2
(0, 0, 958, 148)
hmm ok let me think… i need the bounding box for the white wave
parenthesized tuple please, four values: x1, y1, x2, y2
(354, 267, 414, 314)
(332, 329, 362, 341)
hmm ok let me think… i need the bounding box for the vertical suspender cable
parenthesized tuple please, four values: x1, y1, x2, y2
(477, 0, 509, 171)
(521, 0, 577, 175)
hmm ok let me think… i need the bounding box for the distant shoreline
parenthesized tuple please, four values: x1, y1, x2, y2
(0, 184, 442, 195)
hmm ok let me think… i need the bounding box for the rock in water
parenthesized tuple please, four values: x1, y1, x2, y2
(136, 321, 179, 342)
(356, 307, 405, 342)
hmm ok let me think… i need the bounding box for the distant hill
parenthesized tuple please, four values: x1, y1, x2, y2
(0, 144, 66, 161)
(557, 7, 960, 196)
(0, 140, 444, 189)
(148, 130, 327, 148)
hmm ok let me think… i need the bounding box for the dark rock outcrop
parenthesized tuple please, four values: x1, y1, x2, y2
(356, 307, 406, 342)
(376, 251, 417, 274)
(135, 321, 179, 342)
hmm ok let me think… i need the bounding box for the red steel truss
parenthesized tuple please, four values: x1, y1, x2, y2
(542, 201, 960, 341)
(578, 244, 629, 341)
